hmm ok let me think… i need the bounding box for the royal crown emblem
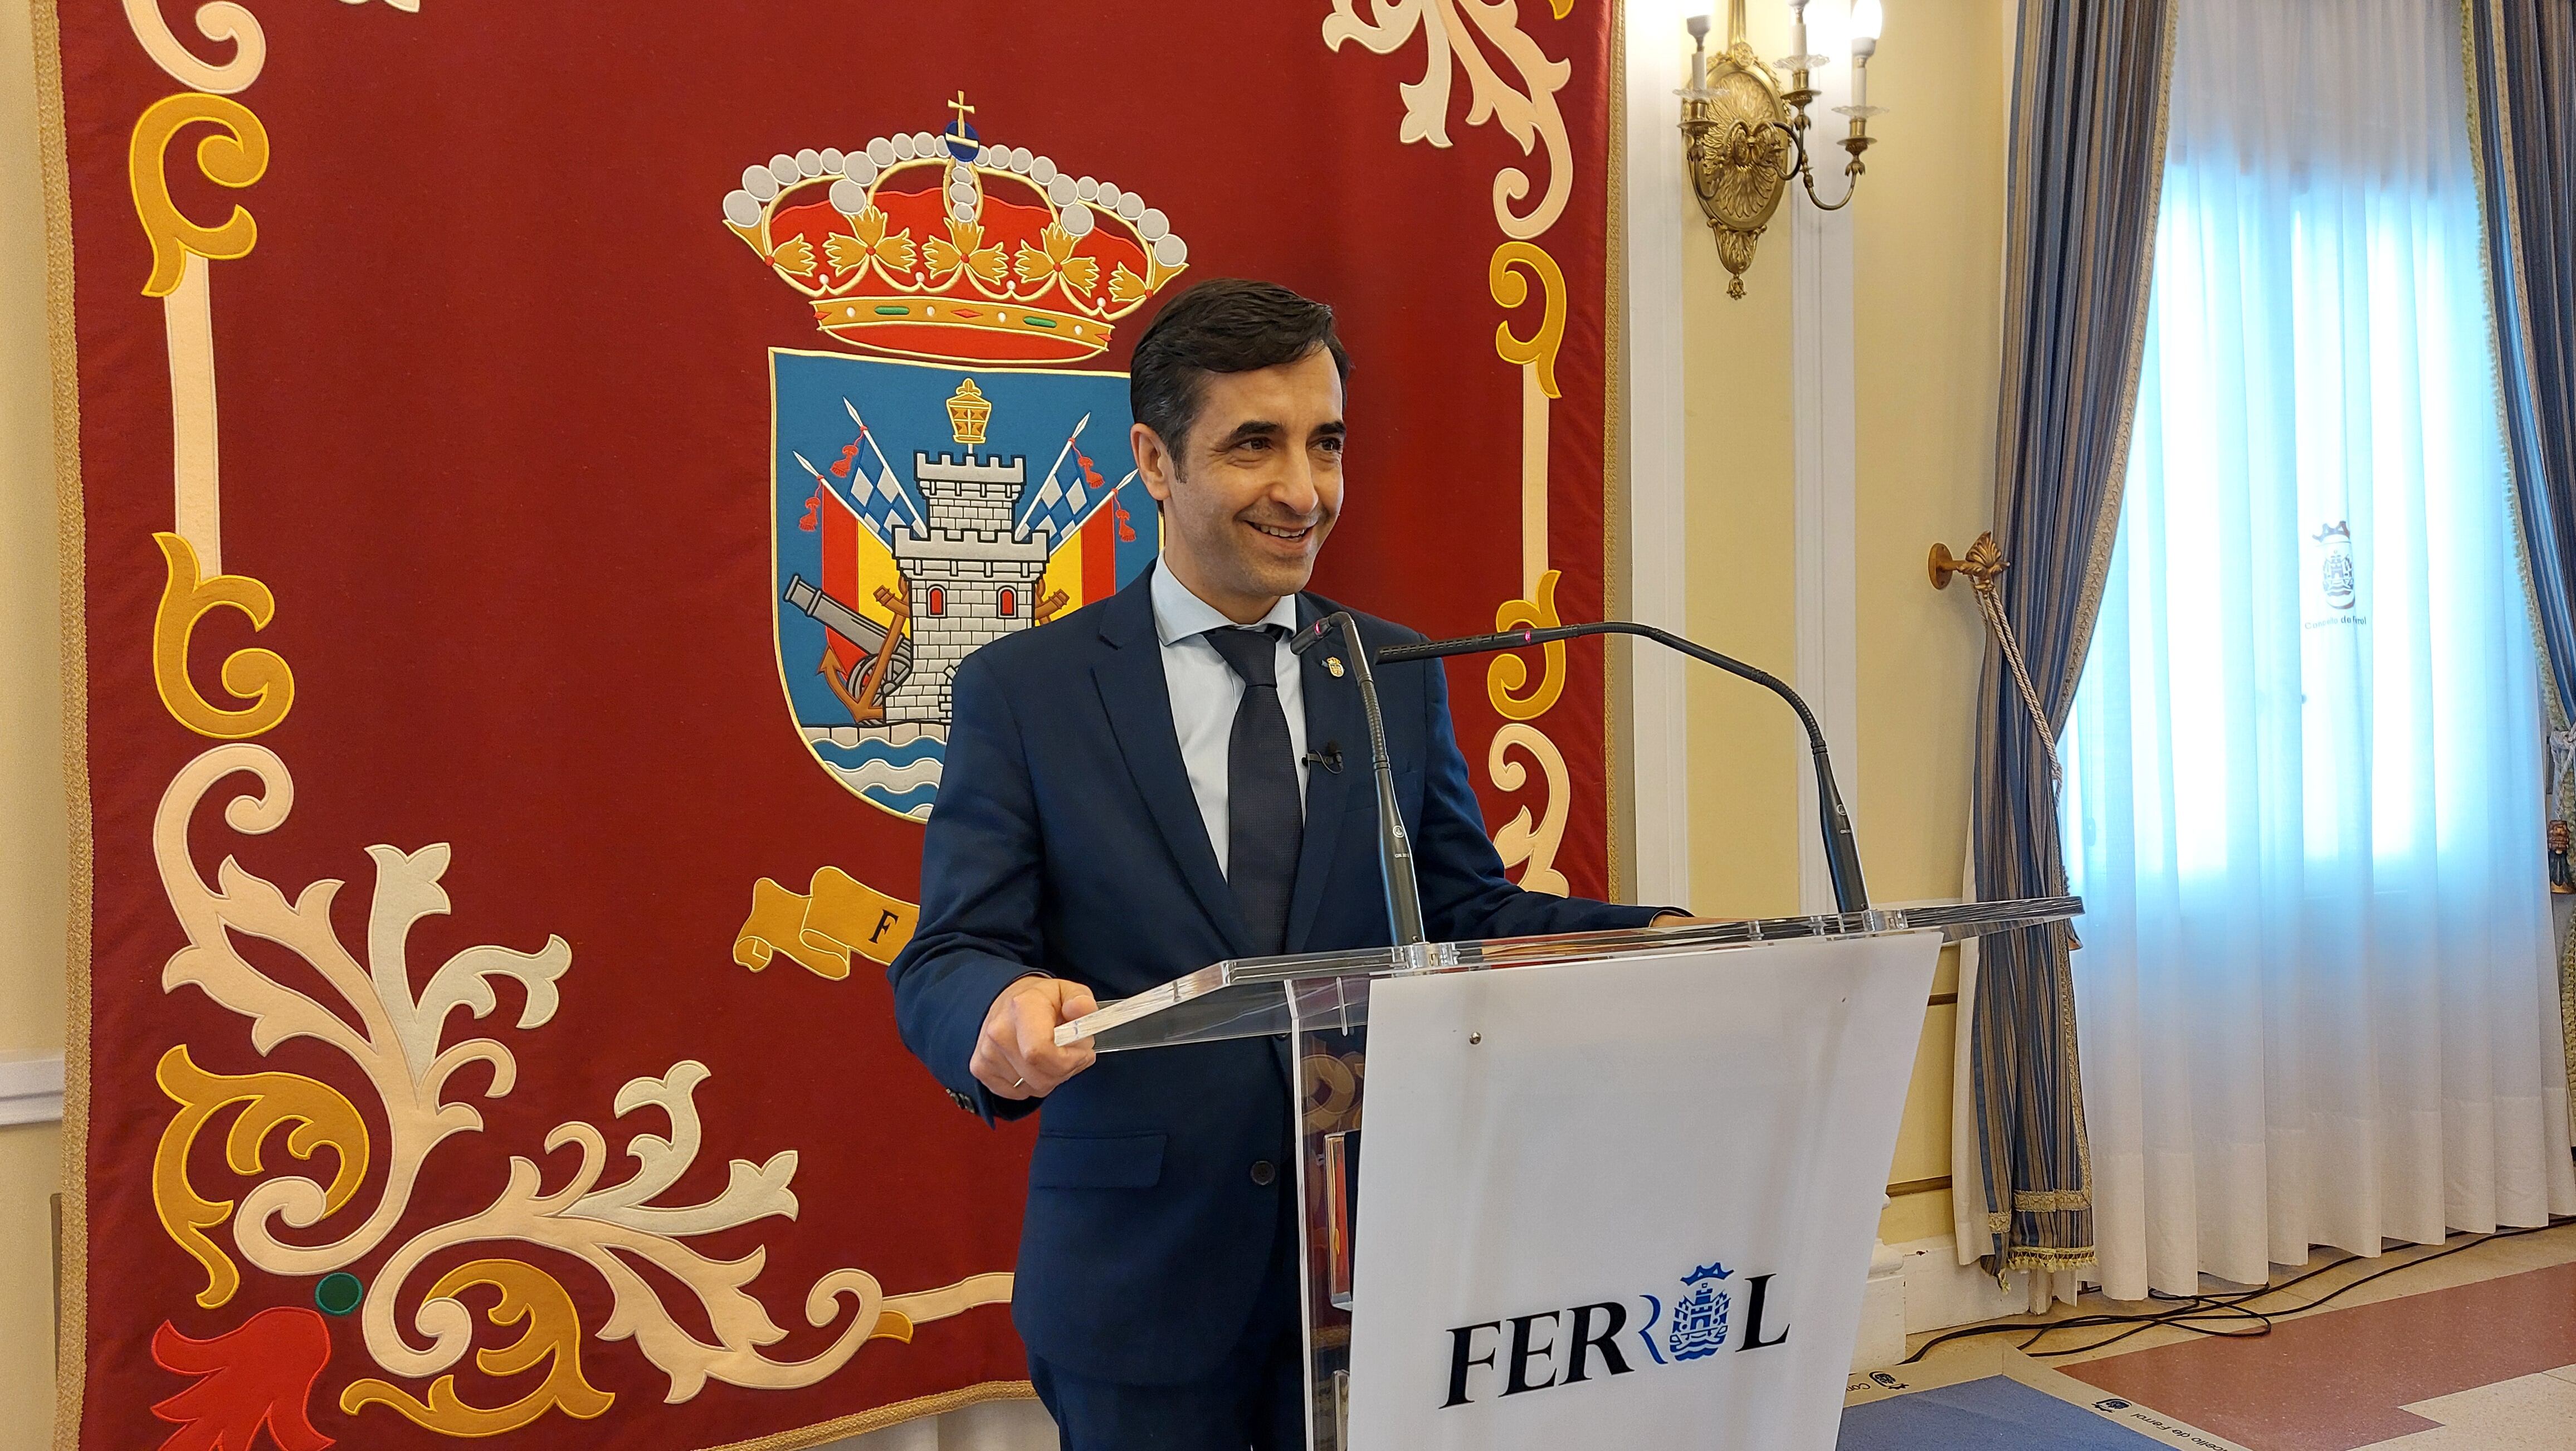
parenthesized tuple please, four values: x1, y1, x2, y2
(735, 96, 1172, 819)
(723, 92, 1190, 364)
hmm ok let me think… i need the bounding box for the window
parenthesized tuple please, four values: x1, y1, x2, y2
(2056, 0, 2570, 1303)
(926, 586, 944, 616)
(998, 587, 1017, 617)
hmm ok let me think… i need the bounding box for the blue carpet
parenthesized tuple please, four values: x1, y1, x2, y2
(1838, 1375, 2170, 1450)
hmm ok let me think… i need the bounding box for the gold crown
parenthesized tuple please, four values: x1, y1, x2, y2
(723, 93, 1189, 364)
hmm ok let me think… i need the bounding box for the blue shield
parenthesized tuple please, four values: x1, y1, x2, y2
(770, 349, 1159, 819)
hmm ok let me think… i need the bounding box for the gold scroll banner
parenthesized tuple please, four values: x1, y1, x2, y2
(734, 868, 919, 980)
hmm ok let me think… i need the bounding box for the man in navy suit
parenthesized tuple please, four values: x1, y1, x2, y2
(889, 279, 1678, 1450)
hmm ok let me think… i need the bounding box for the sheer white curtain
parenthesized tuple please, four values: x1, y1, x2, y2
(2062, 0, 2576, 1302)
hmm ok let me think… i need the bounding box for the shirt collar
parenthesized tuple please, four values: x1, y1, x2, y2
(1150, 559, 1299, 647)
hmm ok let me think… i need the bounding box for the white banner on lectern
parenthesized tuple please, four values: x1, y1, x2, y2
(1342, 932, 1939, 1450)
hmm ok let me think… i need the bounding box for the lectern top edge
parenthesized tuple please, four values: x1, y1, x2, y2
(1057, 895, 2081, 1054)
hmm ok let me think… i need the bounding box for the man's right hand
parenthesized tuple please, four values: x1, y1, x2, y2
(970, 976, 1100, 1102)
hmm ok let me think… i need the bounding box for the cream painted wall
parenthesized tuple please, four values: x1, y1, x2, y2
(1852, 0, 2011, 1244)
(1677, 0, 2009, 1247)
(1, 0, 70, 1437)
(1682, 130, 1803, 927)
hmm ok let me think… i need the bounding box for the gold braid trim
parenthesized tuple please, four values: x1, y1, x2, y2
(2013, 1189, 2092, 1212)
(2000, 1244, 2100, 1273)
(2458, 0, 2576, 1108)
(2561, 904, 2576, 1115)
(1602, 0, 1628, 905)
(686, 1380, 1038, 1451)
(34, 0, 94, 1442)
(2058, 0, 2184, 708)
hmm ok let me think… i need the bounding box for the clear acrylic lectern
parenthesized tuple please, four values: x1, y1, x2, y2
(1057, 898, 2081, 1451)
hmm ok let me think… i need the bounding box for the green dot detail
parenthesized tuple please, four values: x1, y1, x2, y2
(315, 1271, 363, 1316)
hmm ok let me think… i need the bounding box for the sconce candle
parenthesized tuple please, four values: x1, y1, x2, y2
(1851, 0, 1882, 109)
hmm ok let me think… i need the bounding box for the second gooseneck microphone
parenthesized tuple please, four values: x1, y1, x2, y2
(1378, 620, 1870, 914)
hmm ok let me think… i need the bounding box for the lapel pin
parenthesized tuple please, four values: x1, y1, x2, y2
(1326, 657, 1345, 677)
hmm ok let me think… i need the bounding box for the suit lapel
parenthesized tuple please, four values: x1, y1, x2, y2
(1091, 574, 1258, 960)
(1286, 595, 1363, 953)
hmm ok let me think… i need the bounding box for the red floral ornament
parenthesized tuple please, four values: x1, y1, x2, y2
(151, 1307, 334, 1451)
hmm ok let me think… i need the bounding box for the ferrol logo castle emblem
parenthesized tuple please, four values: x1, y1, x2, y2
(1440, 1258, 1792, 1409)
(1667, 1262, 1734, 1361)
(723, 94, 1184, 818)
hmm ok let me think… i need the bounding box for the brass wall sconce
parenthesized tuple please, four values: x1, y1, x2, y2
(1680, 1, 1886, 299)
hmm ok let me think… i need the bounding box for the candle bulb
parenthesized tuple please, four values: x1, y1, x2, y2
(1850, 0, 1882, 108)
(1789, 0, 1809, 64)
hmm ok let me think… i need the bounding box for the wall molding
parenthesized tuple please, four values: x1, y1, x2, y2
(1790, 173, 1861, 914)
(1623, 11, 1692, 909)
(0, 1051, 65, 1126)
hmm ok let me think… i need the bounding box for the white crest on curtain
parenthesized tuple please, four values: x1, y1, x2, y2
(2061, 0, 2576, 1302)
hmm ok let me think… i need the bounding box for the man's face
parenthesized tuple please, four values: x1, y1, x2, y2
(1131, 347, 1345, 621)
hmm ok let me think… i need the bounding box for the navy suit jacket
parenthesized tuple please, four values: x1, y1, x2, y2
(887, 571, 1662, 1386)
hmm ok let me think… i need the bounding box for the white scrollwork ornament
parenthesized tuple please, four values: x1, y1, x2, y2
(124, 0, 267, 92)
(155, 743, 1009, 1402)
(1322, 0, 1574, 240)
(124, 0, 422, 94)
(155, 744, 570, 1280)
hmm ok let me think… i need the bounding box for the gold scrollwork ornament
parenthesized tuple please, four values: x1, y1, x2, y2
(1486, 568, 1568, 722)
(152, 1044, 370, 1309)
(130, 92, 270, 298)
(152, 532, 295, 739)
(1301, 1051, 1367, 1135)
(1489, 241, 1567, 400)
(341, 1258, 614, 1436)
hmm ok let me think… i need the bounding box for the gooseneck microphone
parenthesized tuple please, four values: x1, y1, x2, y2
(1378, 621, 1870, 914)
(1292, 614, 1428, 947)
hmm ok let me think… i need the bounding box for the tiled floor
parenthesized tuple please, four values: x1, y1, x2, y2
(2062, 1259, 2576, 1449)
(1848, 1220, 2576, 1451)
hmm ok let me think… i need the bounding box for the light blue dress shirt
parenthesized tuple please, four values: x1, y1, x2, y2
(1149, 561, 1309, 877)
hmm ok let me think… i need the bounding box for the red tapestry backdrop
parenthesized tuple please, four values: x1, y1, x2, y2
(41, 2, 1618, 1447)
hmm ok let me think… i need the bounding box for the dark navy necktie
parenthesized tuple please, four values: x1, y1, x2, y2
(1204, 625, 1301, 956)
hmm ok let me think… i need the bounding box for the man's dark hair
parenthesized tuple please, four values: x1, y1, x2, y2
(1129, 279, 1351, 459)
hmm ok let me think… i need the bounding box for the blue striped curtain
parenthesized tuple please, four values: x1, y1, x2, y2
(2462, 0, 2576, 1114)
(1967, 0, 2177, 1275)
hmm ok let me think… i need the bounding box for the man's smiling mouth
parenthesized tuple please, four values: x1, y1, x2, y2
(1249, 522, 1312, 541)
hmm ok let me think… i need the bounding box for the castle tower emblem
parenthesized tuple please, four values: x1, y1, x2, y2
(875, 381, 1052, 724)
(1667, 1262, 1733, 1361)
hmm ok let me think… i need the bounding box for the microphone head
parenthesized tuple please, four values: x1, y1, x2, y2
(1290, 617, 1335, 656)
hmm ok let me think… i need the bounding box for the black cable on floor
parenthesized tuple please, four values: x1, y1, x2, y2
(1895, 1218, 2566, 1366)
